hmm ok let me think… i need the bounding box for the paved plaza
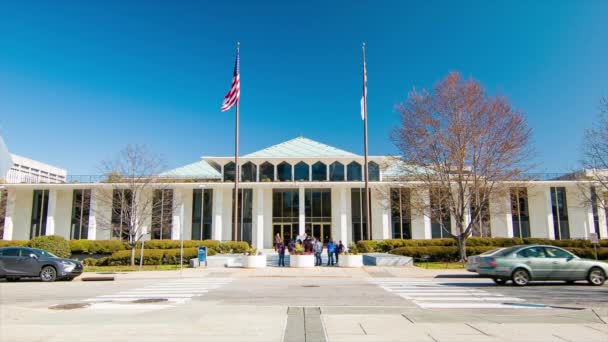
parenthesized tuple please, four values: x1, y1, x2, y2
(1, 267, 607, 342)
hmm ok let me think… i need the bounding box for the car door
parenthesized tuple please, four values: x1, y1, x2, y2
(543, 247, 582, 280)
(0, 248, 25, 275)
(515, 246, 553, 280)
(18, 248, 43, 276)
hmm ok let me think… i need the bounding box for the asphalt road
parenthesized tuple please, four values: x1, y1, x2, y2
(1, 270, 607, 342)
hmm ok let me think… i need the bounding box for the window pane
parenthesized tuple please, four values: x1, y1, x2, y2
(329, 162, 344, 181)
(259, 162, 274, 182)
(241, 162, 256, 182)
(277, 162, 292, 182)
(311, 162, 326, 181)
(347, 162, 362, 181)
(224, 162, 235, 182)
(294, 162, 309, 181)
(368, 162, 380, 181)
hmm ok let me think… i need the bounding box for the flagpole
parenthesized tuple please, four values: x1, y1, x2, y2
(362, 42, 372, 241)
(233, 42, 240, 242)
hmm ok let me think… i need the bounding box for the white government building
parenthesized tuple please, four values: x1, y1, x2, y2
(0, 137, 606, 248)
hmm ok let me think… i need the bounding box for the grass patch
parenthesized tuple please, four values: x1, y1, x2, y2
(413, 261, 466, 269)
(84, 265, 183, 272)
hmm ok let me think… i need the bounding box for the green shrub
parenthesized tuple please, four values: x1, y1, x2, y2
(565, 247, 608, 260)
(390, 246, 497, 261)
(28, 235, 71, 258)
(136, 240, 221, 252)
(0, 240, 28, 248)
(70, 240, 127, 254)
(102, 247, 217, 266)
(82, 257, 98, 266)
(355, 240, 378, 253)
(218, 241, 250, 253)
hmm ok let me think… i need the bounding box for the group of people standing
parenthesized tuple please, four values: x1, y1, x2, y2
(274, 233, 346, 267)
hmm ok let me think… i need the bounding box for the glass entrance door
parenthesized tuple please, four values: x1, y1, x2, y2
(273, 223, 297, 245)
(308, 223, 332, 243)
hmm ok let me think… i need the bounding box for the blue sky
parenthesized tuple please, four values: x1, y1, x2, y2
(0, 1, 606, 174)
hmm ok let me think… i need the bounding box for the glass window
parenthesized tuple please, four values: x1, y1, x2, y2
(550, 187, 570, 240)
(0, 189, 7, 240)
(70, 189, 91, 240)
(311, 162, 327, 181)
(305, 189, 331, 223)
(516, 247, 546, 258)
(277, 162, 292, 182)
(294, 162, 309, 181)
(111, 189, 133, 241)
(232, 189, 253, 244)
(544, 247, 573, 259)
(31, 190, 49, 239)
(272, 189, 299, 222)
(430, 188, 451, 238)
(329, 162, 344, 181)
(241, 162, 256, 182)
(470, 190, 491, 238)
(351, 188, 371, 241)
(347, 162, 362, 181)
(192, 189, 213, 240)
(511, 188, 531, 238)
(1, 248, 21, 256)
(368, 161, 380, 181)
(259, 162, 274, 182)
(390, 188, 411, 239)
(151, 189, 173, 240)
(223, 162, 235, 182)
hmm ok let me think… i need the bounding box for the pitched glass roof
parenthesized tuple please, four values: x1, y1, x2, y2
(160, 160, 221, 179)
(243, 137, 358, 158)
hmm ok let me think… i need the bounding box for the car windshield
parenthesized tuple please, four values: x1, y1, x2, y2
(30, 249, 58, 258)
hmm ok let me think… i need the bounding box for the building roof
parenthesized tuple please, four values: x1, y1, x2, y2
(159, 160, 221, 179)
(243, 137, 358, 158)
(382, 158, 433, 179)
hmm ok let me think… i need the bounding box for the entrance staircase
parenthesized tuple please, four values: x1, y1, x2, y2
(259, 249, 333, 267)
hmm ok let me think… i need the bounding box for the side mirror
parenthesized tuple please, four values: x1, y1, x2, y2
(29, 253, 38, 259)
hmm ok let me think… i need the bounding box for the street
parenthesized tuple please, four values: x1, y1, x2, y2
(1, 267, 607, 342)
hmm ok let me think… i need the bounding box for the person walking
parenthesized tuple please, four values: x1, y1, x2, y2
(274, 233, 282, 248)
(277, 241, 286, 267)
(326, 240, 335, 266)
(314, 239, 323, 266)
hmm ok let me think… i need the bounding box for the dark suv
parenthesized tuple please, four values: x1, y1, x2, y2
(0, 247, 83, 282)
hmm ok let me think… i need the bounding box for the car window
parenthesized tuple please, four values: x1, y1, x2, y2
(494, 247, 519, 257)
(1, 248, 21, 257)
(29, 249, 57, 258)
(516, 247, 546, 258)
(544, 247, 573, 259)
(481, 248, 503, 256)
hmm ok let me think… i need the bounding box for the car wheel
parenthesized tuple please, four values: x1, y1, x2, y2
(493, 278, 507, 285)
(587, 267, 606, 286)
(40, 266, 57, 282)
(511, 268, 530, 286)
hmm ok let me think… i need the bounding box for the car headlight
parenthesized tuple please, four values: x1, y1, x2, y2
(60, 260, 76, 272)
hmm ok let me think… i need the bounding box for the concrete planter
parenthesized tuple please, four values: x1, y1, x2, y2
(338, 254, 363, 268)
(289, 254, 315, 268)
(242, 255, 267, 268)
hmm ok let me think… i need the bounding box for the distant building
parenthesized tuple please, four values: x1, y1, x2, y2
(4, 154, 66, 184)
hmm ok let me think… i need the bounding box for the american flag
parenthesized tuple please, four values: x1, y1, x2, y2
(221, 48, 240, 112)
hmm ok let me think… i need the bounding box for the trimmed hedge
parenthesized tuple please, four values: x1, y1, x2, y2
(218, 241, 250, 253)
(69, 240, 127, 254)
(390, 246, 608, 262)
(99, 247, 218, 266)
(28, 235, 71, 258)
(135, 240, 221, 252)
(0, 240, 28, 248)
(358, 238, 608, 254)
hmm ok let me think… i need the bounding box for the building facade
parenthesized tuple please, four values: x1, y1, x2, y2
(0, 137, 606, 247)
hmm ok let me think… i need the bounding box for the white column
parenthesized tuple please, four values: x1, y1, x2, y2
(274, 164, 278, 181)
(171, 188, 183, 240)
(255, 188, 264, 248)
(299, 187, 305, 235)
(598, 190, 608, 239)
(2, 189, 16, 240)
(545, 188, 555, 239)
(339, 187, 348, 246)
(45, 189, 57, 236)
(411, 189, 431, 239)
(490, 190, 513, 238)
(213, 188, 223, 241)
(87, 189, 98, 240)
(381, 194, 390, 239)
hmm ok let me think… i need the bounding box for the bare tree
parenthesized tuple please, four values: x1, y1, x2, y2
(94, 145, 177, 266)
(391, 72, 532, 261)
(579, 98, 608, 216)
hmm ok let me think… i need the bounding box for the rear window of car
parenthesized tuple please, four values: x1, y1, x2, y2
(481, 248, 503, 256)
(493, 247, 519, 257)
(0, 248, 21, 257)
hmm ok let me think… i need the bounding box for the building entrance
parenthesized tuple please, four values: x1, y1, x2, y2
(273, 223, 299, 245)
(306, 223, 332, 243)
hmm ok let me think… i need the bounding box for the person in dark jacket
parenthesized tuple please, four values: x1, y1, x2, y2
(303, 238, 313, 253)
(288, 239, 295, 254)
(326, 241, 335, 266)
(277, 242, 286, 267)
(335, 240, 344, 265)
